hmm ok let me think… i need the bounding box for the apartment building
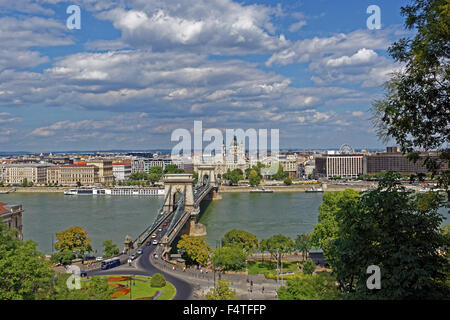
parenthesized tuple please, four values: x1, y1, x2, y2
(47, 165, 99, 186)
(0, 202, 23, 240)
(0, 163, 49, 185)
(315, 154, 364, 178)
(112, 161, 132, 182)
(86, 159, 114, 184)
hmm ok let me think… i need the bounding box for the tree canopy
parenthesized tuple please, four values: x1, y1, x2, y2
(260, 234, 295, 266)
(221, 229, 258, 252)
(177, 235, 212, 266)
(211, 246, 248, 271)
(54, 226, 93, 256)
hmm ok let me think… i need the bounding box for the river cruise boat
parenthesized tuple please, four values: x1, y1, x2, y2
(305, 186, 324, 193)
(250, 187, 274, 193)
(64, 187, 164, 196)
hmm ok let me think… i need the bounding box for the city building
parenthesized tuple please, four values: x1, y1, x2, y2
(112, 161, 132, 182)
(0, 163, 50, 186)
(47, 164, 99, 186)
(0, 202, 23, 240)
(86, 159, 114, 184)
(315, 154, 364, 178)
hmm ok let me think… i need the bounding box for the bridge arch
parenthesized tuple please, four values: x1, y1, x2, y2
(163, 174, 195, 214)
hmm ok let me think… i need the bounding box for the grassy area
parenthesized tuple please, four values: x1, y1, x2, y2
(247, 260, 300, 275)
(84, 275, 176, 300)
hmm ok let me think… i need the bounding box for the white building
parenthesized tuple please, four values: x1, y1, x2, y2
(112, 162, 132, 182)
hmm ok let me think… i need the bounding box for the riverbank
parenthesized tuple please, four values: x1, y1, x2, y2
(217, 183, 374, 193)
(0, 187, 66, 193)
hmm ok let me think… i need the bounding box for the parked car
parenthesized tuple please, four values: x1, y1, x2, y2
(137, 249, 143, 255)
(152, 240, 158, 245)
(130, 254, 136, 260)
(95, 256, 103, 261)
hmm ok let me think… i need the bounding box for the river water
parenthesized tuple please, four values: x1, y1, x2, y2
(0, 192, 447, 254)
(0, 192, 322, 254)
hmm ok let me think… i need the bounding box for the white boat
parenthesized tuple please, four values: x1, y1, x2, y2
(305, 186, 324, 193)
(64, 187, 164, 196)
(64, 190, 78, 195)
(250, 187, 273, 193)
(0, 191, 9, 194)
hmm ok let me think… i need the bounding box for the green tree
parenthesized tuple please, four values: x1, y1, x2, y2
(50, 251, 75, 265)
(102, 240, 119, 258)
(310, 189, 361, 265)
(0, 223, 54, 299)
(164, 164, 184, 174)
(221, 229, 258, 252)
(283, 177, 292, 185)
(295, 234, 312, 261)
(302, 258, 316, 275)
(278, 273, 342, 300)
(21, 178, 29, 187)
(205, 279, 236, 300)
(272, 164, 289, 181)
(150, 273, 166, 288)
(260, 234, 295, 267)
(330, 172, 449, 299)
(248, 169, 260, 186)
(55, 226, 93, 257)
(211, 246, 248, 271)
(47, 274, 114, 300)
(372, 0, 450, 195)
(177, 235, 212, 266)
(148, 173, 161, 185)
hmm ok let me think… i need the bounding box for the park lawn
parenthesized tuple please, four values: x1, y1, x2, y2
(247, 260, 299, 275)
(85, 275, 176, 300)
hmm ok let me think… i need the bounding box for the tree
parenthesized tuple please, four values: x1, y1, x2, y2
(248, 169, 260, 186)
(148, 173, 161, 185)
(150, 273, 166, 288)
(102, 240, 119, 258)
(211, 246, 248, 271)
(177, 235, 212, 266)
(164, 164, 184, 174)
(227, 169, 244, 185)
(221, 229, 258, 252)
(302, 258, 316, 275)
(260, 234, 295, 267)
(372, 0, 450, 195)
(277, 273, 342, 300)
(47, 273, 114, 300)
(50, 251, 75, 265)
(273, 164, 289, 181)
(283, 177, 292, 185)
(0, 223, 54, 299)
(329, 172, 449, 299)
(310, 189, 361, 265)
(21, 178, 28, 187)
(205, 279, 236, 300)
(55, 226, 93, 257)
(295, 234, 312, 261)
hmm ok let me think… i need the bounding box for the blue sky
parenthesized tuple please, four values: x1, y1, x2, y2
(0, 0, 410, 151)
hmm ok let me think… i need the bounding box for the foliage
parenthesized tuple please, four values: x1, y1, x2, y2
(224, 168, 244, 185)
(50, 251, 75, 265)
(372, 0, 450, 194)
(277, 273, 342, 300)
(164, 164, 184, 174)
(295, 234, 312, 261)
(0, 223, 54, 299)
(102, 240, 119, 258)
(248, 169, 260, 186)
(211, 246, 247, 271)
(260, 234, 295, 266)
(177, 235, 212, 266)
(302, 258, 316, 275)
(48, 273, 114, 300)
(222, 229, 258, 252)
(283, 177, 292, 185)
(150, 273, 166, 288)
(310, 189, 361, 265)
(55, 226, 93, 256)
(205, 279, 236, 300)
(329, 172, 449, 299)
(272, 164, 289, 181)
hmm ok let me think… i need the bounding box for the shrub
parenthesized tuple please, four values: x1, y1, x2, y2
(150, 273, 166, 288)
(302, 258, 316, 275)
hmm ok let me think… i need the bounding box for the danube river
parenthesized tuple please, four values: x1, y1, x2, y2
(0, 192, 323, 254)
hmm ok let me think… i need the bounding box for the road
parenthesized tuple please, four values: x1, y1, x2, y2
(87, 222, 194, 300)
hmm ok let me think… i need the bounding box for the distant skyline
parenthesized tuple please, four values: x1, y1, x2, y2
(0, 0, 406, 151)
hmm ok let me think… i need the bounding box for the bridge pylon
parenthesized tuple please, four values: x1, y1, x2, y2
(196, 165, 217, 186)
(163, 174, 195, 214)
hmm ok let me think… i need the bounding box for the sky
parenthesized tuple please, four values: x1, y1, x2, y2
(0, 0, 411, 152)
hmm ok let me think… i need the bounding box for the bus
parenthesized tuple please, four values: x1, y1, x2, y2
(101, 257, 121, 270)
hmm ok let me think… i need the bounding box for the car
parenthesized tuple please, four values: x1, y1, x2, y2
(130, 254, 136, 260)
(146, 241, 151, 246)
(152, 240, 158, 245)
(162, 222, 168, 226)
(158, 228, 163, 232)
(95, 256, 103, 261)
(151, 233, 157, 238)
(137, 249, 143, 255)
(80, 270, 87, 277)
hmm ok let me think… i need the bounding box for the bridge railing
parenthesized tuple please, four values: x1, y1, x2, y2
(132, 185, 172, 247)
